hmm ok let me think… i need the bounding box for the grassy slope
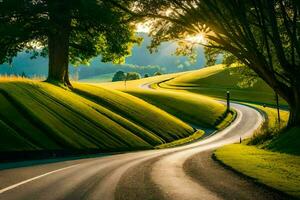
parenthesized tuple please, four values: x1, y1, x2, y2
(102, 73, 231, 130)
(0, 80, 194, 152)
(215, 144, 300, 198)
(161, 65, 287, 106)
(79, 73, 114, 83)
(146, 65, 299, 198)
(126, 89, 228, 129)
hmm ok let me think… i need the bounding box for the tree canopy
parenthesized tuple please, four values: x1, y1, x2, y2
(126, 72, 141, 80)
(0, 0, 140, 86)
(135, 0, 300, 127)
(112, 71, 126, 82)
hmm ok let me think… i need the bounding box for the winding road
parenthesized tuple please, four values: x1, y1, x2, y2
(0, 82, 287, 200)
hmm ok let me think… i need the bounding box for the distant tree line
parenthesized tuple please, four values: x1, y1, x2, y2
(79, 64, 164, 80)
(112, 70, 162, 82)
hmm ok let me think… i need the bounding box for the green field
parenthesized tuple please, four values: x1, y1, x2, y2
(159, 65, 287, 106)
(79, 73, 114, 83)
(0, 68, 236, 153)
(108, 64, 298, 198)
(102, 71, 233, 130)
(0, 80, 196, 152)
(215, 144, 300, 198)
(2, 63, 298, 199)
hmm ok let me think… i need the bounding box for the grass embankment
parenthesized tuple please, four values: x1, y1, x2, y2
(214, 105, 300, 199)
(0, 80, 195, 153)
(215, 144, 300, 198)
(156, 130, 204, 149)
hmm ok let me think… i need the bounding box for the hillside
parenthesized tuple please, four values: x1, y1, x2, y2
(160, 65, 287, 106)
(0, 79, 195, 153)
(101, 72, 233, 131)
(146, 65, 299, 199)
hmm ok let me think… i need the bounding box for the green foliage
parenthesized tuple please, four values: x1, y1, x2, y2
(267, 127, 300, 155)
(112, 71, 126, 82)
(0, 0, 140, 67)
(112, 71, 142, 82)
(144, 73, 150, 78)
(153, 71, 162, 76)
(248, 104, 289, 146)
(204, 47, 221, 66)
(126, 72, 141, 81)
(136, 0, 300, 126)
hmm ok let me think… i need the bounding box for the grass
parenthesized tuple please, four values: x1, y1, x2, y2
(0, 79, 195, 152)
(79, 73, 114, 83)
(129, 64, 298, 198)
(155, 130, 204, 149)
(247, 104, 289, 146)
(266, 127, 300, 155)
(101, 72, 185, 90)
(160, 65, 287, 107)
(214, 144, 300, 199)
(0, 67, 236, 153)
(101, 71, 234, 130)
(125, 89, 229, 129)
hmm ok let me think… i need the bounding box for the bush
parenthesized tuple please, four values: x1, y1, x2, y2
(126, 72, 141, 80)
(112, 71, 126, 82)
(144, 73, 149, 78)
(154, 71, 162, 76)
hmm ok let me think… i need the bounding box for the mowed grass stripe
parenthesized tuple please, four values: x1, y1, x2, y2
(1, 83, 98, 149)
(17, 83, 151, 149)
(126, 89, 227, 129)
(0, 79, 196, 152)
(73, 83, 193, 141)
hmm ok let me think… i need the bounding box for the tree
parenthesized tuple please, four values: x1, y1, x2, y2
(126, 72, 141, 80)
(112, 71, 126, 82)
(153, 71, 162, 76)
(0, 0, 140, 87)
(144, 73, 150, 78)
(135, 0, 300, 127)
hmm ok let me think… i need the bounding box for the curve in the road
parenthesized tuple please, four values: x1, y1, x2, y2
(0, 79, 288, 200)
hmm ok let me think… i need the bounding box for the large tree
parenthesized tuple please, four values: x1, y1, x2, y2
(0, 0, 140, 87)
(135, 0, 300, 127)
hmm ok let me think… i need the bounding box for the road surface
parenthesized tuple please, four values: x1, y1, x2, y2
(0, 83, 287, 200)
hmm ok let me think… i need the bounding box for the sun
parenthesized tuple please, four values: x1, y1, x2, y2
(185, 33, 207, 44)
(136, 23, 151, 33)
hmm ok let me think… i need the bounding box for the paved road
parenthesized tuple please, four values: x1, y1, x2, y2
(0, 85, 287, 200)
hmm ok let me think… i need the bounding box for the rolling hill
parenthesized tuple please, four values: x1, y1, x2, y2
(159, 64, 287, 106)
(0, 79, 196, 153)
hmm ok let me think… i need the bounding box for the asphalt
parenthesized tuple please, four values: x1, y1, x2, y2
(0, 83, 288, 200)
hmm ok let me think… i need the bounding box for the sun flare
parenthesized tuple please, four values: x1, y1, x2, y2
(185, 33, 207, 44)
(136, 23, 150, 33)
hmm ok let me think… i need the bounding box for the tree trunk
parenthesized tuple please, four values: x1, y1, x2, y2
(287, 86, 300, 127)
(46, 1, 71, 87)
(249, 61, 300, 128)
